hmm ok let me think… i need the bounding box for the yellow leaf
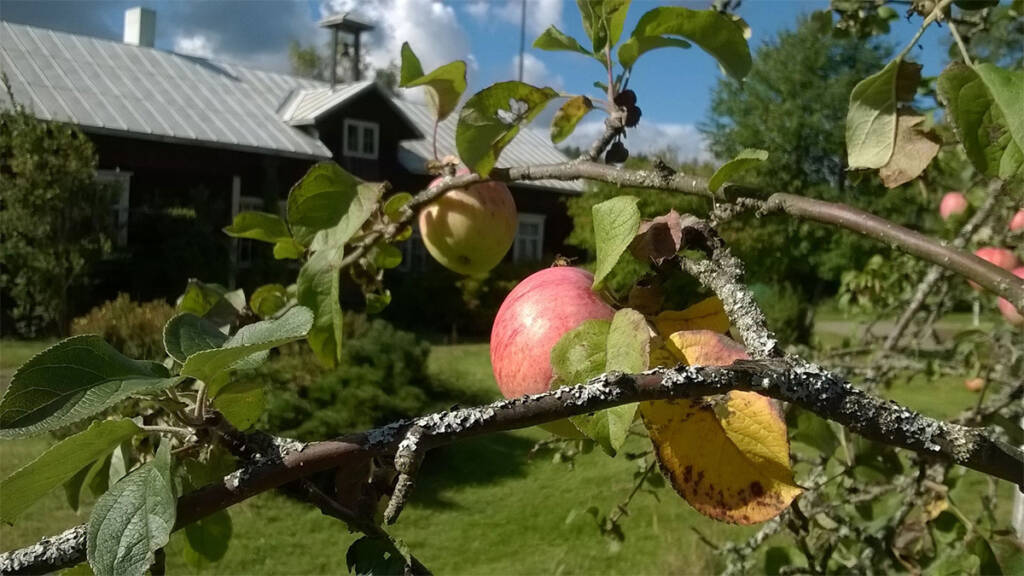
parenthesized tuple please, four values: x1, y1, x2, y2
(642, 330, 800, 524)
(654, 297, 730, 336)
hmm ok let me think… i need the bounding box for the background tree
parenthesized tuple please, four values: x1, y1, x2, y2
(0, 83, 113, 337)
(699, 16, 939, 321)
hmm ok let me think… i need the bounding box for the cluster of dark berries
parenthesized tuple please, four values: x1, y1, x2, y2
(605, 141, 628, 164)
(614, 89, 642, 128)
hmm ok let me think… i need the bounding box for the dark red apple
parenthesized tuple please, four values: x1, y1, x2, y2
(490, 267, 615, 399)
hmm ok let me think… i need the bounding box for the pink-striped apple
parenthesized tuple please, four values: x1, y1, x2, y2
(964, 377, 984, 392)
(969, 247, 1019, 291)
(418, 167, 517, 276)
(1010, 210, 1024, 233)
(997, 267, 1024, 326)
(490, 267, 615, 399)
(940, 192, 968, 221)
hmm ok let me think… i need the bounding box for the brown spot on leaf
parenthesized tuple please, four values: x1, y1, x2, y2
(750, 481, 764, 498)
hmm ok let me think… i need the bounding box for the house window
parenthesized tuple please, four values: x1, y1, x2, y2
(398, 228, 429, 273)
(96, 169, 131, 248)
(343, 119, 379, 159)
(513, 213, 545, 262)
(236, 195, 264, 268)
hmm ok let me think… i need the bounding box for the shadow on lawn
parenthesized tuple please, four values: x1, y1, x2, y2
(411, 432, 537, 509)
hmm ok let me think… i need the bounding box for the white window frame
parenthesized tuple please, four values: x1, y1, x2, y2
(513, 213, 545, 262)
(96, 169, 131, 248)
(236, 195, 264, 268)
(343, 118, 380, 160)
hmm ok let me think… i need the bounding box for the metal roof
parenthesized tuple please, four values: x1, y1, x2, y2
(280, 82, 375, 125)
(0, 21, 580, 193)
(0, 21, 331, 159)
(393, 99, 583, 193)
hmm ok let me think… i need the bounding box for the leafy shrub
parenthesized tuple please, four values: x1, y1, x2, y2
(260, 313, 474, 441)
(70, 294, 175, 360)
(750, 282, 812, 346)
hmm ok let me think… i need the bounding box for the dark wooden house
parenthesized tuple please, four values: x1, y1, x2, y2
(0, 10, 583, 306)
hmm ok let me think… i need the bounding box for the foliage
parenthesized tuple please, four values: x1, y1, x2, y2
(261, 315, 470, 440)
(2, 1, 1024, 573)
(750, 282, 813, 346)
(71, 294, 176, 361)
(0, 87, 114, 337)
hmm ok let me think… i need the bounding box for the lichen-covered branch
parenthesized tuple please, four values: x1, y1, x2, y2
(4, 359, 1021, 575)
(412, 162, 1024, 311)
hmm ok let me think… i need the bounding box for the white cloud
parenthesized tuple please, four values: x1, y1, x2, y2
(512, 53, 562, 87)
(563, 120, 713, 163)
(324, 0, 472, 72)
(467, 0, 562, 35)
(173, 34, 215, 58)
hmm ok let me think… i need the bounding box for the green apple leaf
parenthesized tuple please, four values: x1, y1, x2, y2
(592, 195, 640, 289)
(183, 510, 233, 569)
(618, 35, 691, 70)
(163, 313, 229, 364)
(533, 25, 593, 56)
(846, 59, 921, 170)
(272, 238, 304, 260)
(249, 284, 290, 319)
(938, 63, 1024, 179)
(297, 246, 344, 367)
(176, 281, 244, 327)
(87, 441, 175, 576)
(309, 182, 386, 253)
(708, 148, 768, 192)
(181, 306, 313, 384)
(222, 212, 290, 244)
(383, 192, 414, 222)
(576, 0, 631, 53)
(0, 337, 179, 438)
(1, 419, 140, 522)
(605, 308, 650, 374)
(212, 380, 265, 431)
(399, 42, 467, 122)
(789, 408, 841, 457)
(551, 309, 648, 456)
(63, 451, 110, 513)
(551, 95, 594, 144)
(287, 162, 362, 246)
(456, 81, 559, 176)
(624, 7, 750, 80)
(551, 319, 611, 390)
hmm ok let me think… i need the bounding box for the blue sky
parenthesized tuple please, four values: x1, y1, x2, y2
(2, 0, 955, 159)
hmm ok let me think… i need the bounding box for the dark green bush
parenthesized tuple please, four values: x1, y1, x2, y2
(259, 314, 469, 441)
(750, 282, 813, 346)
(70, 293, 175, 360)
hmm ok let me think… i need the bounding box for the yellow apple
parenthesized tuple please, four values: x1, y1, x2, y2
(418, 167, 517, 276)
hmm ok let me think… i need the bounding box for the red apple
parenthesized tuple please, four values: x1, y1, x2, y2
(419, 167, 517, 276)
(1010, 210, 1024, 233)
(964, 377, 985, 392)
(969, 247, 1019, 291)
(997, 267, 1024, 326)
(939, 192, 968, 221)
(490, 267, 615, 399)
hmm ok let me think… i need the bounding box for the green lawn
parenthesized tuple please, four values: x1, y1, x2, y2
(0, 341, 1016, 574)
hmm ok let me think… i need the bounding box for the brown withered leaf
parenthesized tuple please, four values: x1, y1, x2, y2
(628, 280, 664, 316)
(629, 210, 683, 265)
(879, 109, 941, 188)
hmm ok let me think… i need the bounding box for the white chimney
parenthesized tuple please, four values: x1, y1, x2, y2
(123, 7, 156, 48)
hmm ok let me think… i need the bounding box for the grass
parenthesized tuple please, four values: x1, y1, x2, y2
(0, 341, 1017, 574)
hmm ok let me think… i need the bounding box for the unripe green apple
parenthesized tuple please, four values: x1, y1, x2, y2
(418, 167, 517, 276)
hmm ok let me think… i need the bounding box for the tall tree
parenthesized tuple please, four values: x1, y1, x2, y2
(0, 82, 114, 336)
(699, 17, 935, 302)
